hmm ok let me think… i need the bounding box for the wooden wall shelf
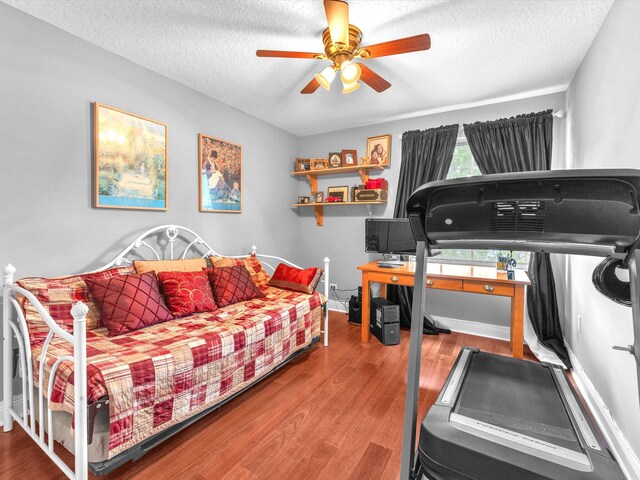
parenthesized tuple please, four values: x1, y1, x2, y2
(292, 201, 386, 207)
(291, 164, 384, 179)
(292, 163, 387, 226)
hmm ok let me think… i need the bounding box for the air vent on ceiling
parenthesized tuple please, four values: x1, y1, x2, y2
(491, 201, 546, 233)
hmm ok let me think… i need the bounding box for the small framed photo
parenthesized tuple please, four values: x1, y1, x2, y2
(360, 155, 370, 166)
(312, 191, 324, 203)
(341, 149, 357, 167)
(311, 158, 328, 170)
(298, 196, 310, 204)
(328, 152, 342, 168)
(327, 185, 349, 202)
(295, 158, 311, 172)
(366, 134, 392, 167)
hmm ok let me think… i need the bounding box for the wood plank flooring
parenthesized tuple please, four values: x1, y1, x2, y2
(0, 312, 535, 479)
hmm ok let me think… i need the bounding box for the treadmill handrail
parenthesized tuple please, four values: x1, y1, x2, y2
(431, 240, 622, 257)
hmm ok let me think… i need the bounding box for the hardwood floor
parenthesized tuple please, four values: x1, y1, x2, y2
(0, 312, 535, 479)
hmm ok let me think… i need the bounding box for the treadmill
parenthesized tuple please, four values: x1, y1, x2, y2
(399, 170, 640, 480)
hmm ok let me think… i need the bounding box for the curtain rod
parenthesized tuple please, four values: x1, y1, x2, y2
(399, 109, 566, 140)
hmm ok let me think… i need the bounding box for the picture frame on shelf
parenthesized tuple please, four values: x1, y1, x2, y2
(311, 158, 328, 170)
(328, 152, 342, 168)
(360, 156, 370, 166)
(94, 103, 168, 211)
(366, 134, 391, 167)
(341, 149, 357, 167)
(199, 133, 242, 213)
(327, 185, 349, 202)
(298, 196, 310, 204)
(312, 191, 324, 203)
(295, 158, 311, 172)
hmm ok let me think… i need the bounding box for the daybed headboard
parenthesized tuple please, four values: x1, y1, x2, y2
(99, 224, 219, 270)
(96, 224, 328, 282)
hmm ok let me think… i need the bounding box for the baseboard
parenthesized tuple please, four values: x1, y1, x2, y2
(567, 345, 640, 480)
(327, 299, 347, 313)
(0, 394, 24, 428)
(432, 315, 511, 342)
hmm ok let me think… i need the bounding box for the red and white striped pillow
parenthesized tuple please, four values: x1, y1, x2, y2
(15, 266, 134, 344)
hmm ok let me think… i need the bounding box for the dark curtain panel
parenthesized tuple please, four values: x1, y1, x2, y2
(463, 110, 553, 174)
(388, 125, 458, 334)
(464, 110, 571, 367)
(393, 125, 459, 218)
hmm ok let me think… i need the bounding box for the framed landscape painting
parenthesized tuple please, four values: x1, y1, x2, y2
(199, 134, 242, 213)
(94, 103, 168, 210)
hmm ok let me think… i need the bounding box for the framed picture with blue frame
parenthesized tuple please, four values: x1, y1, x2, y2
(199, 133, 242, 213)
(93, 103, 168, 210)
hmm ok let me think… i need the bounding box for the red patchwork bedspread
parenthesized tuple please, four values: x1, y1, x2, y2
(32, 287, 323, 458)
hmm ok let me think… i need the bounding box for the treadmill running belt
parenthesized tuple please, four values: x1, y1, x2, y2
(454, 353, 580, 452)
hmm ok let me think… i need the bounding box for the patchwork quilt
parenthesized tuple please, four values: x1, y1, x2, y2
(32, 287, 323, 459)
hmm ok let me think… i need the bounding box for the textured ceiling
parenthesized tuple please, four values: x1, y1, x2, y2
(5, 0, 612, 136)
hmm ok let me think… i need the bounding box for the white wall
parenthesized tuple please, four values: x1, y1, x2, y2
(297, 92, 566, 326)
(564, 0, 640, 455)
(0, 3, 300, 278)
(0, 4, 300, 395)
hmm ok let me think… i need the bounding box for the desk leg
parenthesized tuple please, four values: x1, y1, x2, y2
(510, 285, 525, 359)
(361, 273, 371, 342)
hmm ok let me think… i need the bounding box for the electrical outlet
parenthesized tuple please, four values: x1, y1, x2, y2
(577, 314, 582, 333)
(330, 283, 338, 290)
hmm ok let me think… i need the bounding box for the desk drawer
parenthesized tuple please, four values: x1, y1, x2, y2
(368, 271, 414, 287)
(425, 278, 462, 291)
(463, 281, 514, 296)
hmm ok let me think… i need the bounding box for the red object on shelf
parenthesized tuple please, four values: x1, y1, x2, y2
(325, 196, 342, 203)
(365, 178, 388, 190)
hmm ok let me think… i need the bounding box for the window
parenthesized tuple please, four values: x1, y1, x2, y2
(447, 140, 481, 179)
(438, 137, 530, 269)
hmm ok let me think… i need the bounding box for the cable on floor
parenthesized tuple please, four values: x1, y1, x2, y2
(330, 288, 350, 312)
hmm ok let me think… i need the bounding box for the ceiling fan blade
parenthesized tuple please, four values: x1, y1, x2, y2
(324, 0, 349, 47)
(256, 50, 323, 59)
(358, 64, 391, 92)
(301, 77, 321, 94)
(360, 33, 431, 58)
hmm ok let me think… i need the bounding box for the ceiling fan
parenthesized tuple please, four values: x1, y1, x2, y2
(256, 0, 431, 94)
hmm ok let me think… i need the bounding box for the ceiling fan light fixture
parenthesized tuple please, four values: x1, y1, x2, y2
(340, 60, 361, 84)
(342, 80, 360, 94)
(315, 66, 336, 91)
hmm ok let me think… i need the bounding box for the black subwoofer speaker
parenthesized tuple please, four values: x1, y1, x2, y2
(348, 287, 363, 324)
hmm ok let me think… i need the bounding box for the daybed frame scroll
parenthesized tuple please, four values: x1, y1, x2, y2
(2, 224, 329, 480)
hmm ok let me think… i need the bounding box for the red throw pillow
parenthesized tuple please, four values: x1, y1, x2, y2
(85, 272, 173, 336)
(157, 270, 217, 317)
(205, 266, 264, 307)
(267, 263, 323, 294)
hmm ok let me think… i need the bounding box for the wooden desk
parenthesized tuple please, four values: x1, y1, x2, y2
(357, 261, 531, 358)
